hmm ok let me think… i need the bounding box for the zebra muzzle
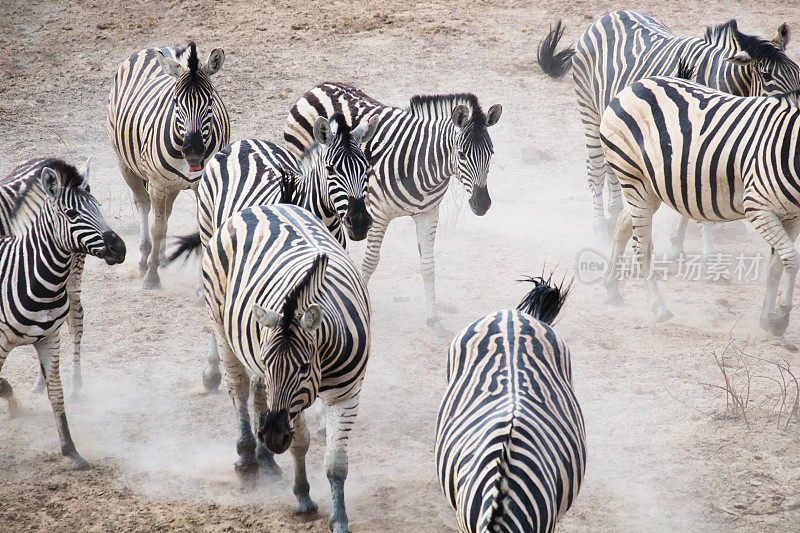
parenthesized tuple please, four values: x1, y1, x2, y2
(257, 409, 294, 454)
(101, 231, 127, 265)
(469, 186, 491, 216)
(342, 197, 372, 241)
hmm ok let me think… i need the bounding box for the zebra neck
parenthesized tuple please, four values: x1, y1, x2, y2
(18, 212, 73, 296)
(299, 158, 342, 241)
(406, 116, 459, 190)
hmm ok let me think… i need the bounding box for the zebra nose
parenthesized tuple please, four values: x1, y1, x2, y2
(257, 409, 293, 454)
(101, 231, 127, 265)
(342, 197, 372, 241)
(182, 132, 205, 168)
(469, 186, 491, 216)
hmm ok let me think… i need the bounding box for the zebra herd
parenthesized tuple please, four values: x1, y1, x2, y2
(3, 8, 800, 533)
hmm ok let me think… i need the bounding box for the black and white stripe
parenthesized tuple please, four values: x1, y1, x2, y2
(0, 159, 125, 470)
(600, 76, 800, 335)
(108, 42, 229, 289)
(435, 277, 585, 532)
(284, 82, 502, 332)
(539, 11, 799, 238)
(202, 203, 369, 533)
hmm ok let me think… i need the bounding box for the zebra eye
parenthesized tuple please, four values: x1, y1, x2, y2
(64, 209, 79, 220)
(761, 70, 774, 82)
(326, 165, 336, 175)
(458, 151, 467, 161)
(299, 363, 311, 376)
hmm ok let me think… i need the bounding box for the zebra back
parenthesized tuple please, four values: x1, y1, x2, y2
(436, 299, 584, 532)
(203, 204, 370, 411)
(107, 43, 230, 187)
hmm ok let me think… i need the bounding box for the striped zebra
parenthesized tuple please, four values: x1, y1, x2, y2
(0, 158, 95, 396)
(538, 11, 798, 239)
(435, 276, 585, 532)
(200, 203, 369, 533)
(171, 113, 377, 392)
(108, 41, 229, 289)
(284, 82, 502, 334)
(600, 75, 800, 336)
(0, 159, 126, 469)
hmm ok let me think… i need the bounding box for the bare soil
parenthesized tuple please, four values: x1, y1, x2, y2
(2, 0, 800, 531)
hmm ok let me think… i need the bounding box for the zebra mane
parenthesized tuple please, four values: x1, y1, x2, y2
(705, 20, 792, 64)
(298, 114, 356, 175)
(409, 93, 486, 126)
(7, 158, 83, 221)
(279, 254, 328, 345)
(516, 273, 570, 325)
(278, 166, 300, 205)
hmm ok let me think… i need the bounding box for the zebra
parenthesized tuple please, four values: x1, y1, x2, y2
(170, 113, 378, 392)
(284, 82, 502, 334)
(538, 11, 798, 241)
(199, 203, 369, 533)
(435, 276, 585, 532)
(108, 41, 229, 289)
(600, 75, 800, 336)
(0, 159, 126, 469)
(0, 158, 96, 397)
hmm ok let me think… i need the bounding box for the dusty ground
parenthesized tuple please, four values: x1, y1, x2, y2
(2, 0, 800, 531)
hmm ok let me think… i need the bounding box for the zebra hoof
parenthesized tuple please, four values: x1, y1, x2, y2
(202, 369, 222, 392)
(295, 495, 319, 514)
(426, 318, 450, 338)
(654, 308, 674, 323)
(142, 275, 161, 290)
(70, 455, 90, 471)
(604, 290, 624, 308)
(768, 309, 791, 337)
(234, 460, 260, 488)
(329, 521, 350, 533)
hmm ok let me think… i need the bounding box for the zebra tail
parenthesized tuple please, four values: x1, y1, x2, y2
(675, 58, 697, 81)
(537, 20, 575, 79)
(483, 431, 513, 532)
(166, 232, 203, 265)
(516, 273, 571, 325)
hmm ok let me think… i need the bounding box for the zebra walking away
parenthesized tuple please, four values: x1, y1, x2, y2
(0, 158, 92, 396)
(201, 204, 369, 533)
(600, 76, 800, 335)
(170, 113, 377, 391)
(285, 82, 502, 334)
(0, 159, 126, 469)
(435, 276, 585, 532)
(538, 11, 798, 239)
(108, 42, 229, 289)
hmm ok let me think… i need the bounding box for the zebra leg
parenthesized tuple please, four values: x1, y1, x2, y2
(631, 206, 672, 322)
(34, 333, 88, 470)
(604, 207, 633, 306)
(751, 213, 800, 336)
(290, 410, 318, 514)
(361, 219, 388, 285)
(66, 256, 85, 398)
(606, 170, 624, 234)
(142, 187, 178, 290)
(583, 123, 608, 239)
(699, 222, 715, 258)
(119, 164, 152, 274)
(250, 375, 282, 479)
(219, 334, 259, 485)
(669, 216, 689, 259)
(325, 395, 360, 533)
(202, 335, 222, 392)
(413, 208, 448, 336)
(0, 345, 25, 418)
(31, 368, 46, 394)
(314, 399, 327, 436)
(760, 250, 783, 331)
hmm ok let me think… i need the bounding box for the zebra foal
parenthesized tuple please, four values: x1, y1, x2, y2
(285, 82, 502, 334)
(601, 76, 800, 335)
(0, 159, 125, 469)
(539, 11, 799, 238)
(202, 204, 370, 533)
(108, 42, 229, 289)
(435, 277, 585, 532)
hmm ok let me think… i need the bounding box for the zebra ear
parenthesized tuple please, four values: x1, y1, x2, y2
(76, 157, 91, 190)
(352, 115, 379, 145)
(486, 104, 502, 127)
(725, 51, 757, 66)
(203, 48, 225, 76)
(451, 105, 471, 129)
(313, 117, 333, 146)
(41, 167, 62, 199)
(156, 49, 185, 79)
(252, 304, 282, 329)
(774, 23, 791, 51)
(300, 304, 323, 332)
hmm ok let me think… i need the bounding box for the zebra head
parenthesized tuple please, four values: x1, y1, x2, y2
(251, 254, 328, 454)
(310, 114, 378, 241)
(156, 42, 224, 173)
(40, 159, 126, 265)
(724, 22, 800, 96)
(450, 101, 502, 216)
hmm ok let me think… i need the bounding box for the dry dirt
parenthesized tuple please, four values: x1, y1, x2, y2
(2, 0, 800, 531)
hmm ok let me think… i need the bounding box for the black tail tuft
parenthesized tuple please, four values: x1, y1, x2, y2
(516, 273, 571, 325)
(278, 166, 299, 205)
(167, 232, 202, 265)
(675, 58, 697, 81)
(537, 20, 575, 79)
